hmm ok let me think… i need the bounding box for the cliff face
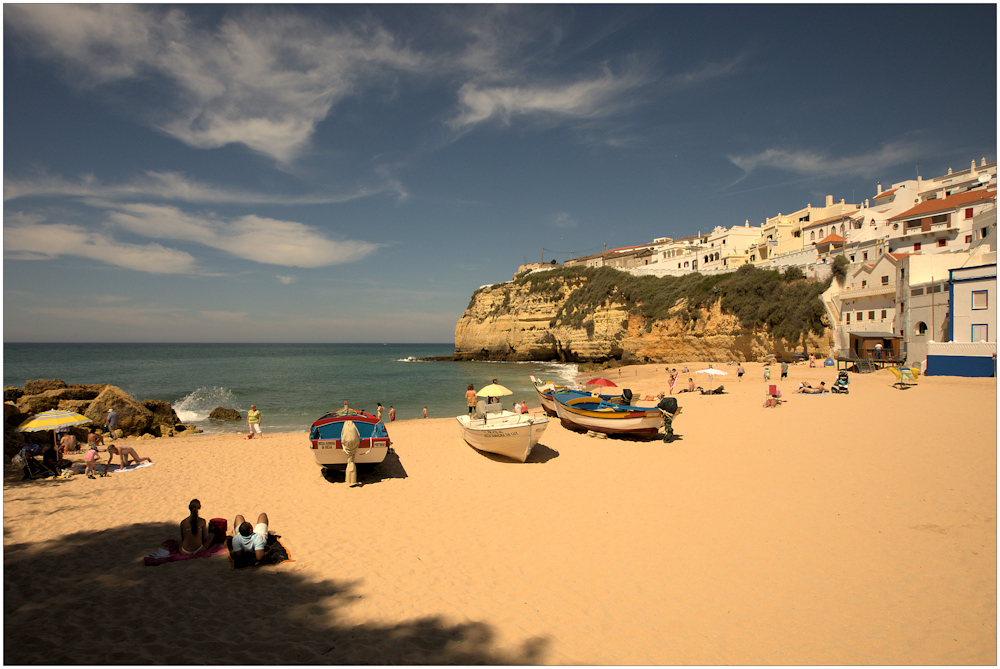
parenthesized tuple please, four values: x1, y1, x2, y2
(454, 280, 832, 363)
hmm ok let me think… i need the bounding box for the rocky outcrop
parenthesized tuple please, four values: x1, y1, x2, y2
(3, 381, 183, 462)
(455, 277, 832, 363)
(209, 407, 241, 421)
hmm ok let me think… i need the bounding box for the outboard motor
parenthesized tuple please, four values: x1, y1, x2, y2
(621, 388, 633, 405)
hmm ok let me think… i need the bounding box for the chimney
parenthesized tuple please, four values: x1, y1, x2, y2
(972, 160, 977, 173)
(983, 157, 987, 166)
(948, 167, 953, 175)
(826, 194, 833, 207)
(877, 181, 882, 195)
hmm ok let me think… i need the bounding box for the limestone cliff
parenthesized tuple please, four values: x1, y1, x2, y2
(454, 274, 833, 363)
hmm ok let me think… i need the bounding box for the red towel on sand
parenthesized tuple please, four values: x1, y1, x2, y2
(143, 539, 227, 566)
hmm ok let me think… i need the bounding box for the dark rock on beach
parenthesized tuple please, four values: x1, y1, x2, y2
(209, 407, 242, 421)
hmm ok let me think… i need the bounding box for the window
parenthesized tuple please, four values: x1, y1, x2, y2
(914, 242, 921, 251)
(863, 252, 868, 261)
(938, 239, 947, 247)
(881, 309, 887, 319)
(911, 287, 924, 296)
(972, 290, 988, 310)
(868, 311, 875, 320)
(857, 312, 863, 321)
(915, 321, 928, 335)
(881, 275, 889, 285)
(810, 231, 815, 241)
(965, 208, 974, 219)
(972, 324, 988, 341)
(983, 227, 990, 239)
(931, 214, 948, 225)
(850, 255, 855, 262)
(845, 313, 851, 324)
(861, 280, 867, 288)
(966, 235, 973, 243)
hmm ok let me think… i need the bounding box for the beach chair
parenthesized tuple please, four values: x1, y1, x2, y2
(763, 384, 783, 408)
(889, 366, 919, 390)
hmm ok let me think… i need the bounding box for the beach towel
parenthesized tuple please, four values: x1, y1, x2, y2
(143, 539, 228, 566)
(227, 534, 293, 571)
(73, 462, 153, 475)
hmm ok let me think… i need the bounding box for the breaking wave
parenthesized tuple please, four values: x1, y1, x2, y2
(173, 387, 239, 423)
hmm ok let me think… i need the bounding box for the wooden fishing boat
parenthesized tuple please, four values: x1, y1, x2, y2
(456, 403, 549, 462)
(552, 392, 662, 438)
(309, 406, 390, 468)
(529, 374, 627, 417)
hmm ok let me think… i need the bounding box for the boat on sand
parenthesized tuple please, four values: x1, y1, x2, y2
(530, 374, 628, 417)
(456, 401, 549, 462)
(309, 406, 390, 469)
(552, 392, 662, 438)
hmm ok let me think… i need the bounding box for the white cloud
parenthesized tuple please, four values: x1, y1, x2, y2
(4, 221, 198, 274)
(276, 275, 298, 285)
(548, 212, 578, 229)
(449, 68, 645, 130)
(3, 170, 394, 206)
(5, 5, 424, 163)
(729, 140, 928, 180)
(108, 203, 380, 268)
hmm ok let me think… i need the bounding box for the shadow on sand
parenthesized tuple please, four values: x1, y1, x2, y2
(4, 518, 549, 664)
(321, 447, 408, 486)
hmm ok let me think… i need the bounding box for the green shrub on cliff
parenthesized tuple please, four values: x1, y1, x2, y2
(508, 264, 829, 345)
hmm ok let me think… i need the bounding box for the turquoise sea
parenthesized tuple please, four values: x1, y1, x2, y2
(2, 343, 579, 434)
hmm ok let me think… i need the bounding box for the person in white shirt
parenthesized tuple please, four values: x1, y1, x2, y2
(231, 512, 270, 562)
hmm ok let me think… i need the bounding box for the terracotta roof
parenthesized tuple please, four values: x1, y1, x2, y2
(889, 189, 996, 221)
(807, 210, 856, 228)
(887, 252, 909, 260)
(874, 188, 898, 199)
(816, 233, 843, 244)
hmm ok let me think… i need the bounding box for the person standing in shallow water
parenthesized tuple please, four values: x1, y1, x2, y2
(388, 406, 395, 422)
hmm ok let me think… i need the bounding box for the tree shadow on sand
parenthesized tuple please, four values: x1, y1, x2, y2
(4, 520, 548, 664)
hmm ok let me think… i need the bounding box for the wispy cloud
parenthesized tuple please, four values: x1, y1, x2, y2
(449, 68, 647, 130)
(276, 275, 298, 285)
(728, 140, 929, 182)
(5, 5, 425, 163)
(548, 212, 579, 229)
(108, 203, 380, 268)
(4, 221, 198, 274)
(3, 170, 398, 206)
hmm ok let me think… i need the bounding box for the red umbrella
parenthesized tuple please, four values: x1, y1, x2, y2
(584, 377, 618, 387)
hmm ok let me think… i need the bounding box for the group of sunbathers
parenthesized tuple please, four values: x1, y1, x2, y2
(180, 499, 272, 561)
(796, 382, 828, 394)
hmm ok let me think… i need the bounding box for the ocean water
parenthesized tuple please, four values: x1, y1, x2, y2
(2, 343, 579, 434)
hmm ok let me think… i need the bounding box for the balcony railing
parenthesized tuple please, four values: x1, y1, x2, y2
(834, 348, 907, 365)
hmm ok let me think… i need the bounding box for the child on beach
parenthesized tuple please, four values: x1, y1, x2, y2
(84, 444, 101, 478)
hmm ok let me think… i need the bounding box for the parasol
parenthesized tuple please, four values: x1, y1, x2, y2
(695, 368, 728, 391)
(476, 383, 513, 398)
(17, 409, 92, 448)
(584, 377, 618, 388)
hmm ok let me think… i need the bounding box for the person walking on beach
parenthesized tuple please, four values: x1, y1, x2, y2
(377, 403, 384, 422)
(246, 404, 262, 439)
(104, 408, 119, 440)
(780, 361, 789, 379)
(388, 406, 396, 422)
(465, 384, 478, 416)
(737, 365, 745, 382)
(764, 366, 771, 381)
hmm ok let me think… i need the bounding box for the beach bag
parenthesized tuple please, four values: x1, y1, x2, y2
(209, 518, 227, 544)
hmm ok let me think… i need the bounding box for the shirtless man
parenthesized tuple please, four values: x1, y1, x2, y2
(107, 444, 152, 471)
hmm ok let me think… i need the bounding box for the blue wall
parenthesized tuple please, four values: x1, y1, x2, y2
(925, 355, 996, 377)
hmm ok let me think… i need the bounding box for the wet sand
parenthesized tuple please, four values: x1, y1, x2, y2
(4, 362, 996, 664)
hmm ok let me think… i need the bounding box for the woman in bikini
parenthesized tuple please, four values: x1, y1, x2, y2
(106, 444, 152, 471)
(179, 499, 216, 556)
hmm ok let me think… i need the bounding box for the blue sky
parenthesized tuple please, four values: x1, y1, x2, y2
(4, 4, 996, 343)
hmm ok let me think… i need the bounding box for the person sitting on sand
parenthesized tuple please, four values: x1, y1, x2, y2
(231, 512, 271, 562)
(107, 444, 152, 471)
(87, 430, 105, 450)
(59, 432, 79, 454)
(179, 499, 217, 556)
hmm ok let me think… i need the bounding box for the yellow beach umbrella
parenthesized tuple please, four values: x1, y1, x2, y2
(476, 383, 513, 398)
(17, 410, 92, 448)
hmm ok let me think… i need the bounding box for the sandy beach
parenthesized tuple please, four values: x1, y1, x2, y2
(4, 362, 996, 665)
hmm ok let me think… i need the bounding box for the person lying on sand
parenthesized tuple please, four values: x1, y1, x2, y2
(107, 444, 152, 471)
(796, 382, 828, 394)
(179, 499, 217, 556)
(232, 512, 271, 562)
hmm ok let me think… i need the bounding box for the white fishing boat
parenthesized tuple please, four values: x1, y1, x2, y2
(552, 392, 662, 438)
(456, 401, 549, 462)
